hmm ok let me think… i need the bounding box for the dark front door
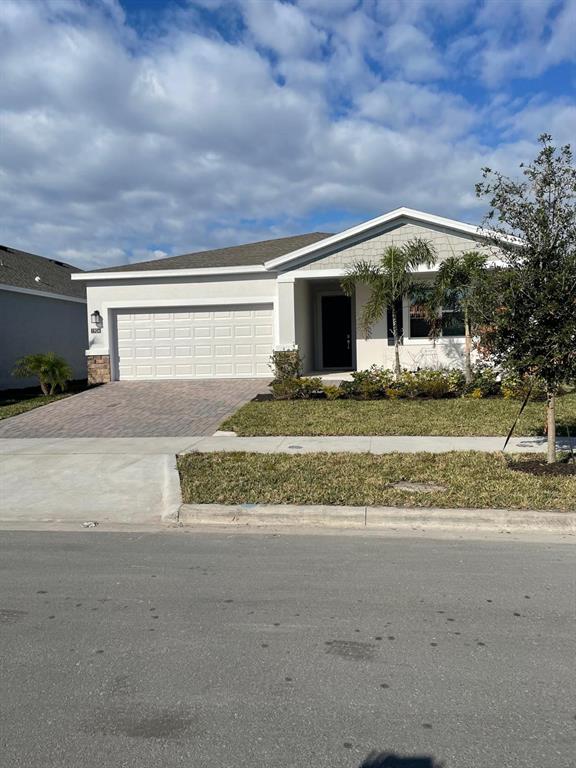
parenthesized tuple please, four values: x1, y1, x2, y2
(321, 294, 352, 369)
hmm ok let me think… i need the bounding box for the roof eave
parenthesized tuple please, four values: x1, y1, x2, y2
(72, 264, 269, 281)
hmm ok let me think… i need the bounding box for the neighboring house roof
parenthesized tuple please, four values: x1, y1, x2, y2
(0, 244, 86, 300)
(90, 232, 332, 273)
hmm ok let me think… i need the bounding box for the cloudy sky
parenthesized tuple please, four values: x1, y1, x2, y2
(1, 0, 575, 268)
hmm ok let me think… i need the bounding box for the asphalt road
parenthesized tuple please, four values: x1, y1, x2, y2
(0, 529, 574, 768)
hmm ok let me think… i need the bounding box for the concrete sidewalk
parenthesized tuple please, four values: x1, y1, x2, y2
(2, 435, 573, 456)
(0, 438, 190, 525)
(186, 433, 576, 454)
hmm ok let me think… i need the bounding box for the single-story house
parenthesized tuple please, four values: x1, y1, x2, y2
(73, 208, 497, 384)
(0, 246, 87, 390)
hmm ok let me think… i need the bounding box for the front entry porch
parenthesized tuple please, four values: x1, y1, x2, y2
(276, 274, 468, 375)
(286, 277, 356, 375)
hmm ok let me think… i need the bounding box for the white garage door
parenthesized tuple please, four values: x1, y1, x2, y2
(114, 304, 274, 380)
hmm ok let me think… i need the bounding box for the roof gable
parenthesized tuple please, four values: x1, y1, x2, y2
(264, 208, 489, 271)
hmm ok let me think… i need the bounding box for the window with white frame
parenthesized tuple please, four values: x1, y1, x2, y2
(408, 288, 465, 339)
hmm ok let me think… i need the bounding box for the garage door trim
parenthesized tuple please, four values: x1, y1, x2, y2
(110, 299, 276, 381)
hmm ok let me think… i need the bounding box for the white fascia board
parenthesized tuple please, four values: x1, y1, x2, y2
(264, 207, 508, 271)
(0, 283, 86, 304)
(277, 269, 346, 282)
(72, 265, 268, 281)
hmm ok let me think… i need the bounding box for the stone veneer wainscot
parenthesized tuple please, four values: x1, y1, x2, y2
(87, 354, 111, 385)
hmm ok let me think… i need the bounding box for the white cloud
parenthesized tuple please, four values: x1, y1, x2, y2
(244, 0, 326, 58)
(473, 0, 576, 84)
(0, 0, 573, 268)
(383, 23, 447, 81)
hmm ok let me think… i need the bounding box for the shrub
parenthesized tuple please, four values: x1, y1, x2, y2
(412, 368, 465, 398)
(12, 352, 72, 395)
(271, 376, 323, 400)
(340, 366, 395, 399)
(467, 364, 500, 397)
(340, 366, 466, 400)
(322, 384, 341, 401)
(501, 372, 547, 401)
(270, 348, 302, 380)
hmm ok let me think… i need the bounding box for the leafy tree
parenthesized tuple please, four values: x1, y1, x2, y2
(433, 251, 488, 385)
(341, 238, 437, 377)
(12, 352, 73, 395)
(475, 134, 576, 463)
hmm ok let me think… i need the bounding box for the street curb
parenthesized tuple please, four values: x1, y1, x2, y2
(178, 504, 576, 533)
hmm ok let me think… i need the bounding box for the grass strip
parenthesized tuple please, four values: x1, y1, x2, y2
(178, 451, 575, 511)
(220, 393, 576, 437)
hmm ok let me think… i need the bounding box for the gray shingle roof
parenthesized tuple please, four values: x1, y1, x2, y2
(90, 232, 332, 273)
(0, 245, 85, 300)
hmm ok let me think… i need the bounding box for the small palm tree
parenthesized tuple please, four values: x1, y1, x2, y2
(341, 238, 437, 376)
(12, 353, 73, 395)
(433, 251, 488, 384)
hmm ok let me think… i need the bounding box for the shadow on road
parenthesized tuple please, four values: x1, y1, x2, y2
(359, 753, 444, 767)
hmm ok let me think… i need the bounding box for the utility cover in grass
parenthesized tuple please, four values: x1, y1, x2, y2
(390, 481, 447, 493)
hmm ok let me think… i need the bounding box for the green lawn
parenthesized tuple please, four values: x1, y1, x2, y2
(178, 451, 576, 511)
(0, 393, 69, 420)
(220, 393, 576, 437)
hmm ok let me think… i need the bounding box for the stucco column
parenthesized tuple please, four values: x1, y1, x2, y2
(355, 283, 389, 369)
(276, 278, 297, 349)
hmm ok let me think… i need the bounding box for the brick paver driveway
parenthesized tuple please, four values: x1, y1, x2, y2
(0, 380, 269, 438)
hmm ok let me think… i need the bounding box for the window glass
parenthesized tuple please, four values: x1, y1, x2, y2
(442, 291, 465, 336)
(409, 291, 432, 338)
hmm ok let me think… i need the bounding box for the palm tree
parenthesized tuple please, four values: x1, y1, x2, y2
(433, 251, 488, 384)
(12, 352, 73, 395)
(341, 238, 437, 377)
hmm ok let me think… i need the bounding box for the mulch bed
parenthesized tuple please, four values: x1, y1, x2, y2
(510, 459, 576, 477)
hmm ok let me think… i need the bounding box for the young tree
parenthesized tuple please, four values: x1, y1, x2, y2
(12, 352, 73, 395)
(341, 238, 437, 377)
(433, 251, 488, 385)
(475, 134, 576, 463)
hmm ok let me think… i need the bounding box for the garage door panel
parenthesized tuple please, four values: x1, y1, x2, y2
(194, 364, 213, 376)
(255, 324, 273, 336)
(114, 304, 273, 380)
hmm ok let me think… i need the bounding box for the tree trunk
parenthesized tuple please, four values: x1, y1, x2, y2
(391, 309, 401, 378)
(39, 379, 49, 396)
(546, 391, 556, 464)
(463, 307, 473, 385)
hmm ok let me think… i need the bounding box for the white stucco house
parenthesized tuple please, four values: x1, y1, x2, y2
(74, 208, 497, 384)
(0, 246, 87, 390)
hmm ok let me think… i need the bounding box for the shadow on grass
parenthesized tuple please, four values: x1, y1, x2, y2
(359, 752, 444, 767)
